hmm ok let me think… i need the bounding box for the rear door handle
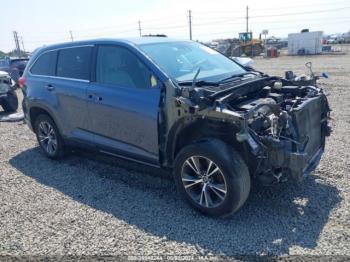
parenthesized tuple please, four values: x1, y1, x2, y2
(46, 84, 55, 91)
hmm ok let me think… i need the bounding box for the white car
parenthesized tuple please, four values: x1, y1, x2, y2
(0, 71, 18, 112)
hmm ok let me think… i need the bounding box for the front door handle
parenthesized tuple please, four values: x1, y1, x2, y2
(88, 93, 103, 101)
(46, 84, 55, 91)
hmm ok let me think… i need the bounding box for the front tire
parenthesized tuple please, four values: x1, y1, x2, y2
(174, 139, 251, 217)
(34, 114, 65, 159)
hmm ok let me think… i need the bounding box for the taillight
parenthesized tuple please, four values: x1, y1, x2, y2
(18, 76, 26, 88)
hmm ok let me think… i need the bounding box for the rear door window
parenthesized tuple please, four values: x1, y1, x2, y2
(57, 47, 92, 80)
(30, 51, 57, 76)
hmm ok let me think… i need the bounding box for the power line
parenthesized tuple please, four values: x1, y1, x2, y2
(24, 27, 137, 44)
(193, 17, 244, 26)
(250, 6, 350, 18)
(22, 5, 350, 41)
(193, 5, 350, 22)
(17, 5, 350, 48)
(256, 18, 350, 31)
(79, 28, 137, 38)
(194, 5, 350, 23)
(251, 1, 348, 11)
(251, 16, 350, 25)
(192, 6, 350, 27)
(23, 14, 187, 38)
(193, 1, 348, 17)
(144, 24, 187, 31)
(18, 4, 350, 41)
(194, 18, 350, 38)
(188, 18, 350, 39)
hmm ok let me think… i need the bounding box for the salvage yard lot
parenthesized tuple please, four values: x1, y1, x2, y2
(1, 53, 349, 257)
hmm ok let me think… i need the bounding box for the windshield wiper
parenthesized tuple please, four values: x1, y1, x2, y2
(219, 72, 257, 83)
(178, 67, 218, 88)
(178, 68, 219, 88)
(191, 67, 201, 91)
(177, 71, 256, 88)
(178, 79, 220, 87)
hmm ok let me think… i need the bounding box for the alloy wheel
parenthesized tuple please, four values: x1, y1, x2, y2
(38, 121, 58, 155)
(181, 156, 227, 208)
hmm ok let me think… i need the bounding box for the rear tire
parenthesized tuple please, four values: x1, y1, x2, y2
(1, 91, 18, 112)
(34, 114, 65, 159)
(174, 139, 251, 217)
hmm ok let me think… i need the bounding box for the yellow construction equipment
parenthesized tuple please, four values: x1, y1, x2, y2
(230, 32, 264, 57)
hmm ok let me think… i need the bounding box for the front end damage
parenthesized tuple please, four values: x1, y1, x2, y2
(0, 71, 16, 96)
(169, 71, 331, 184)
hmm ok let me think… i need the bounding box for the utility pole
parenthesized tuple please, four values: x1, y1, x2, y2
(246, 6, 249, 33)
(138, 21, 142, 37)
(188, 10, 192, 40)
(69, 30, 74, 42)
(20, 36, 26, 53)
(13, 31, 21, 57)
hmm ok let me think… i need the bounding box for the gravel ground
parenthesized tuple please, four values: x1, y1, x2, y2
(0, 53, 349, 258)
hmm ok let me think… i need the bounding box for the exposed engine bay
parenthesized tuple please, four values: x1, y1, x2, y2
(174, 63, 331, 184)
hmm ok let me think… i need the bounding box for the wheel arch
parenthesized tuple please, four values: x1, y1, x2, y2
(164, 118, 241, 168)
(29, 105, 62, 134)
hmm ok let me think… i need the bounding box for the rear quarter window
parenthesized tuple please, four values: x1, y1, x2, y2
(56, 47, 92, 80)
(30, 51, 57, 76)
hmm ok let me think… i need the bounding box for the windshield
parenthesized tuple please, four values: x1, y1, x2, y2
(139, 41, 246, 82)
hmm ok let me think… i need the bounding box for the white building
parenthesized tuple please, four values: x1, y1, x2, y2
(288, 31, 323, 55)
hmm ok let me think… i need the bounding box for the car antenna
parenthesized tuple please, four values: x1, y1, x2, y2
(190, 67, 201, 91)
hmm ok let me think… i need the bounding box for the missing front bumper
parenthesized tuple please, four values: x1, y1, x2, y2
(287, 147, 324, 180)
(256, 146, 325, 185)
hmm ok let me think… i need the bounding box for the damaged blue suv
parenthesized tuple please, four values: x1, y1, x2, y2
(21, 37, 331, 217)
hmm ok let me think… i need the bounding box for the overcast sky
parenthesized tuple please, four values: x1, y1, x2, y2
(0, 0, 349, 52)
